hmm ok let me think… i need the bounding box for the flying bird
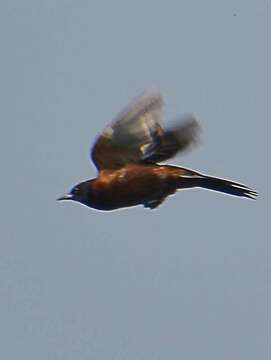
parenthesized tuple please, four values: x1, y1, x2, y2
(58, 90, 257, 210)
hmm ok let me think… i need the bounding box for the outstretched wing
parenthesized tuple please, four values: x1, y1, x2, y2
(141, 114, 200, 163)
(91, 90, 200, 171)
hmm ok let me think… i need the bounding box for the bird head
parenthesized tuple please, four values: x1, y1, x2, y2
(57, 180, 93, 206)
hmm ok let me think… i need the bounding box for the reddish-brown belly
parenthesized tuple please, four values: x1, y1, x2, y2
(92, 165, 168, 210)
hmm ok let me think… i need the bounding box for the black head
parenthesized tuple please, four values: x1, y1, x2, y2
(57, 180, 93, 207)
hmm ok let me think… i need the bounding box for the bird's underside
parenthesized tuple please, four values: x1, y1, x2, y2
(58, 90, 257, 211)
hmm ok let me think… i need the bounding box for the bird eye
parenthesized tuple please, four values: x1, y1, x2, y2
(72, 186, 79, 195)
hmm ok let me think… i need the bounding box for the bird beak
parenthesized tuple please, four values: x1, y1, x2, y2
(57, 194, 73, 201)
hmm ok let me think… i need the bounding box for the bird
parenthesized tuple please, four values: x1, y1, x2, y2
(57, 90, 257, 211)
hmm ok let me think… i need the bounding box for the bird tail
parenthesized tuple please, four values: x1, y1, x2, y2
(191, 175, 258, 199)
(175, 169, 257, 199)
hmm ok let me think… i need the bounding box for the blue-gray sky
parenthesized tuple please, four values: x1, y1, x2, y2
(2, 1, 270, 359)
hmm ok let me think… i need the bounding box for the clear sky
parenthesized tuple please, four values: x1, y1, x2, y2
(2, 1, 270, 359)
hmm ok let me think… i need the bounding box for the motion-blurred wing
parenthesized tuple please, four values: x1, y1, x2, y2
(142, 114, 200, 163)
(91, 90, 201, 171)
(91, 90, 164, 170)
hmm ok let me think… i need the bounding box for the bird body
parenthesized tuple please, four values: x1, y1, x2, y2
(71, 164, 179, 210)
(58, 90, 257, 211)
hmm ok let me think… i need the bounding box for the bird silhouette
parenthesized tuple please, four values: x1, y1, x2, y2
(58, 90, 257, 211)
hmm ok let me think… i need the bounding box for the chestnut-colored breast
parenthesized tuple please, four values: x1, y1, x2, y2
(88, 164, 196, 210)
(90, 165, 164, 209)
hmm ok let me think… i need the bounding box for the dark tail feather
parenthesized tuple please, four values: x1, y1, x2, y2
(195, 175, 258, 199)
